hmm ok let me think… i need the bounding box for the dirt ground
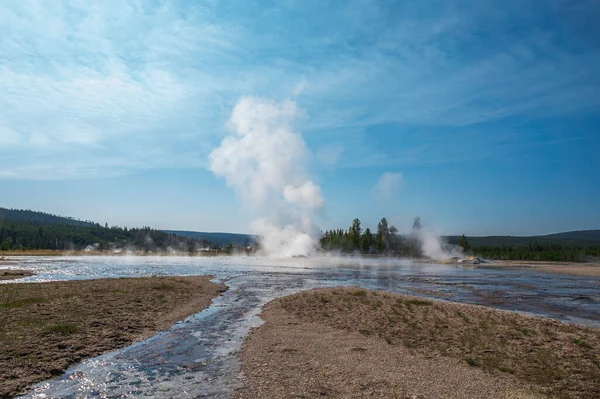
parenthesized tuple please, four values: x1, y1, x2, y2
(480, 261, 600, 277)
(0, 276, 226, 398)
(236, 288, 600, 399)
(0, 269, 35, 280)
(0, 250, 224, 257)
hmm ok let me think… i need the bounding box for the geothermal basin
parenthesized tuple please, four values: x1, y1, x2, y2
(3, 255, 600, 398)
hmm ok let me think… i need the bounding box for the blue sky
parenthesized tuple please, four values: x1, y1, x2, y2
(1, 0, 599, 235)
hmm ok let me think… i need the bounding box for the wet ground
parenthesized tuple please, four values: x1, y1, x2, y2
(3, 255, 600, 399)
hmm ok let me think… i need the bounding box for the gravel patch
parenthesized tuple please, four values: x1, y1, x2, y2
(236, 287, 600, 399)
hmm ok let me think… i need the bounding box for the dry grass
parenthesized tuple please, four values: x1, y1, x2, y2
(0, 250, 64, 256)
(481, 261, 600, 277)
(0, 276, 226, 398)
(257, 287, 600, 399)
(0, 250, 226, 257)
(0, 269, 35, 280)
(236, 294, 542, 399)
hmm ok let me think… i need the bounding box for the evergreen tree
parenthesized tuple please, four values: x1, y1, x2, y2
(361, 228, 373, 253)
(460, 234, 471, 253)
(389, 225, 399, 252)
(412, 216, 421, 233)
(349, 218, 362, 250)
(375, 218, 389, 252)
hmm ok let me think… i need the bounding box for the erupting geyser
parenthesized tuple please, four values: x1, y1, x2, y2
(209, 97, 324, 257)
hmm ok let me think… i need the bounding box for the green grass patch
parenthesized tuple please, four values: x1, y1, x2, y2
(0, 297, 46, 308)
(44, 323, 80, 335)
(518, 327, 536, 336)
(573, 338, 592, 349)
(151, 283, 176, 291)
(465, 357, 479, 366)
(371, 300, 383, 309)
(405, 299, 433, 306)
(456, 311, 471, 323)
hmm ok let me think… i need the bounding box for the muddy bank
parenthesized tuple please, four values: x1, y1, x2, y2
(0, 276, 226, 398)
(0, 269, 35, 280)
(236, 288, 600, 399)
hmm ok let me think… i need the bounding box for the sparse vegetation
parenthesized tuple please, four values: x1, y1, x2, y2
(0, 276, 226, 397)
(151, 283, 176, 291)
(0, 297, 46, 308)
(45, 323, 80, 335)
(404, 299, 433, 306)
(277, 287, 600, 398)
(465, 357, 479, 367)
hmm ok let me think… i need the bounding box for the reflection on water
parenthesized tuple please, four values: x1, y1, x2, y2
(4, 255, 599, 398)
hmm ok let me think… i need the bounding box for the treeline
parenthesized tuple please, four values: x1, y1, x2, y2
(321, 217, 600, 262)
(0, 209, 214, 252)
(0, 208, 95, 227)
(472, 243, 600, 263)
(320, 217, 423, 256)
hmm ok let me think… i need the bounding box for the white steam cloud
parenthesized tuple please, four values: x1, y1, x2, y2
(283, 181, 324, 209)
(416, 230, 463, 261)
(209, 97, 324, 257)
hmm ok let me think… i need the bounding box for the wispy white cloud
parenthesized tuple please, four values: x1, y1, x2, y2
(1, 0, 598, 179)
(316, 145, 345, 166)
(0, 0, 243, 178)
(372, 172, 403, 200)
(0, 126, 21, 145)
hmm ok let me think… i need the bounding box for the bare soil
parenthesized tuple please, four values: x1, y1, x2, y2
(481, 261, 600, 277)
(236, 288, 600, 399)
(0, 276, 226, 398)
(0, 270, 35, 280)
(0, 250, 224, 257)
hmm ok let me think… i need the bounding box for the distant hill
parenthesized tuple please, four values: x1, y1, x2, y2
(539, 230, 600, 242)
(0, 208, 215, 252)
(445, 230, 600, 248)
(165, 230, 254, 246)
(0, 208, 96, 227)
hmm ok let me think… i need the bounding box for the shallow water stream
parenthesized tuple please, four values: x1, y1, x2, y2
(3, 256, 599, 398)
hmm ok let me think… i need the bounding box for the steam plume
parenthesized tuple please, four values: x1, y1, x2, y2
(209, 97, 324, 257)
(416, 229, 463, 260)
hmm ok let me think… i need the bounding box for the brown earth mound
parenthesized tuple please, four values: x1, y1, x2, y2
(0, 270, 35, 280)
(236, 288, 600, 399)
(0, 276, 226, 398)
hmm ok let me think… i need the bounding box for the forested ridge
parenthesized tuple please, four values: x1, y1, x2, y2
(0, 208, 214, 252)
(2, 208, 599, 261)
(321, 217, 600, 262)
